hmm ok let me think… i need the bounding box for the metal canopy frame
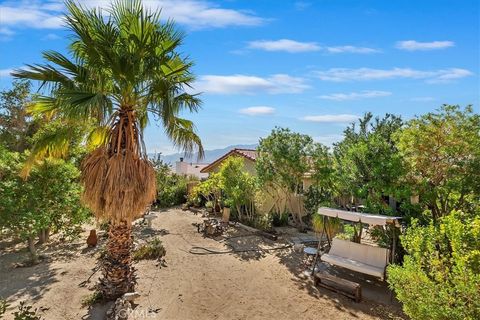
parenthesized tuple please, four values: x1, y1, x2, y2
(311, 207, 401, 278)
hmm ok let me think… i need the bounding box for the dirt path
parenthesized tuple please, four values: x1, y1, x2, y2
(0, 208, 404, 319)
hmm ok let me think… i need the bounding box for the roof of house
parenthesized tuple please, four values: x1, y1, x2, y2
(200, 148, 258, 173)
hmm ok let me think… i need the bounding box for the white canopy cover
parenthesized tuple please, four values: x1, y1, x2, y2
(317, 207, 402, 226)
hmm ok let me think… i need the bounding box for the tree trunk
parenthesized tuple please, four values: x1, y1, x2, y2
(44, 228, 50, 242)
(38, 230, 45, 244)
(27, 236, 38, 264)
(99, 221, 136, 300)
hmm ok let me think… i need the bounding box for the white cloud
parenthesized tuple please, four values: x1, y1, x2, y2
(326, 46, 380, 54)
(239, 106, 275, 116)
(301, 114, 358, 123)
(294, 1, 312, 11)
(0, 27, 15, 36)
(396, 40, 455, 51)
(247, 39, 379, 54)
(0, 69, 13, 77)
(313, 67, 473, 83)
(319, 90, 391, 101)
(42, 33, 60, 40)
(248, 39, 320, 53)
(410, 97, 436, 102)
(0, 2, 64, 30)
(194, 74, 309, 94)
(0, 0, 264, 32)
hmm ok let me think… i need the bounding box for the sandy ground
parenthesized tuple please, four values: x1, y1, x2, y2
(0, 208, 405, 320)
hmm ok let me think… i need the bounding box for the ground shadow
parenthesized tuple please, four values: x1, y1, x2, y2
(272, 245, 406, 319)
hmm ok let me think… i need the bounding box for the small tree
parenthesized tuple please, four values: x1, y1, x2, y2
(152, 156, 189, 208)
(0, 146, 90, 262)
(0, 80, 37, 153)
(256, 127, 314, 226)
(218, 157, 256, 222)
(333, 113, 406, 213)
(388, 210, 480, 320)
(395, 105, 480, 221)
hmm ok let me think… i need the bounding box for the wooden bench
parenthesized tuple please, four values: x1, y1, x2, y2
(314, 272, 362, 302)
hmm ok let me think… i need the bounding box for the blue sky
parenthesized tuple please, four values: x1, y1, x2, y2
(0, 0, 479, 154)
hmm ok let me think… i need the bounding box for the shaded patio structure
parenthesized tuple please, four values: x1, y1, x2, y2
(311, 207, 402, 304)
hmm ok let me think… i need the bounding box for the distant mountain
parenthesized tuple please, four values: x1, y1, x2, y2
(151, 144, 258, 165)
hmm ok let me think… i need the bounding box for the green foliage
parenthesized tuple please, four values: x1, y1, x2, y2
(133, 237, 166, 261)
(335, 224, 356, 241)
(0, 80, 37, 153)
(12, 0, 204, 160)
(256, 127, 315, 194)
(311, 215, 342, 239)
(388, 210, 480, 320)
(270, 211, 289, 227)
(333, 113, 406, 213)
(0, 298, 8, 317)
(153, 157, 188, 208)
(81, 291, 103, 307)
(395, 105, 480, 220)
(0, 146, 90, 244)
(13, 301, 43, 320)
(193, 172, 223, 208)
(218, 157, 257, 222)
(304, 185, 335, 216)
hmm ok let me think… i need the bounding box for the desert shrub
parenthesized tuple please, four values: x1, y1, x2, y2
(271, 212, 289, 227)
(387, 210, 480, 320)
(218, 157, 257, 222)
(81, 291, 103, 307)
(0, 298, 8, 317)
(311, 215, 342, 239)
(154, 160, 188, 207)
(133, 237, 166, 261)
(13, 301, 43, 320)
(0, 146, 90, 261)
(335, 224, 356, 241)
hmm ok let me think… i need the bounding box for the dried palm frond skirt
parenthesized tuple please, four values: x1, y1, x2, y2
(81, 147, 156, 225)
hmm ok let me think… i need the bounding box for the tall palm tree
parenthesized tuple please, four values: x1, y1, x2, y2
(13, 0, 203, 299)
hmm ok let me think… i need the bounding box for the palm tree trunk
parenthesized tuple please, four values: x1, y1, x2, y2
(100, 221, 136, 300)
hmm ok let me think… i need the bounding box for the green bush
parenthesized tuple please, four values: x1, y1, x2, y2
(133, 237, 166, 261)
(81, 291, 103, 307)
(0, 146, 91, 260)
(0, 298, 8, 317)
(13, 301, 43, 320)
(154, 159, 189, 207)
(387, 210, 480, 320)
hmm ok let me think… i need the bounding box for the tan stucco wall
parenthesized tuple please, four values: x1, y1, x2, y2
(205, 154, 309, 218)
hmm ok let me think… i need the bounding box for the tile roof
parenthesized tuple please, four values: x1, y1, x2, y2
(200, 148, 258, 173)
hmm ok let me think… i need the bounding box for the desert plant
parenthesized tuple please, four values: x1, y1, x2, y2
(311, 215, 342, 240)
(388, 210, 480, 320)
(13, 0, 203, 299)
(13, 301, 42, 320)
(133, 237, 166, 261)
(81, 291, 103, 307)
(0, 298, 8, 317)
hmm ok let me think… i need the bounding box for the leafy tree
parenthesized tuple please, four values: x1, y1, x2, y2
(304, 143, 336, 216)
(153, 157, 189, 207)
(256, 127, 315, 226)
(395, 105, 480, 221)
(0, 80, 37, 152)
(0, 146, 89, 263)
(388, 210, 480, 320)
(218, 156, 257, 222)
(13, 0, 203, 299)
(333, 113, 406, 213)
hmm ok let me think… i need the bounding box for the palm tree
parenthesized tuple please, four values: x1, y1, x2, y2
(13, 0, 203, 299)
